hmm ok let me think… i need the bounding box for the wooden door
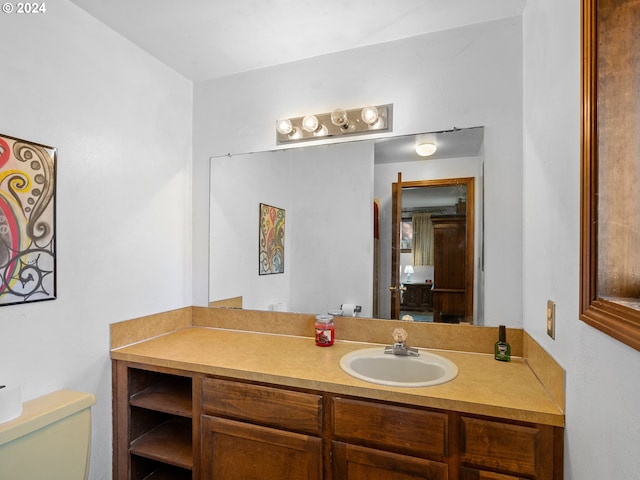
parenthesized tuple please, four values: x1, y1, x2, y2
(432, 215, 467, 322)
(332, 442, 448, 480)
(200, 415, 323, 480)
(390, 172, 403, 319)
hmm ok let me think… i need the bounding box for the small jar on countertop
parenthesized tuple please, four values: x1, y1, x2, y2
(315, 314, 335, 347)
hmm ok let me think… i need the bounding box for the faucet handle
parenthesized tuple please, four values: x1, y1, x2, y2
(392, 327, 408, 344)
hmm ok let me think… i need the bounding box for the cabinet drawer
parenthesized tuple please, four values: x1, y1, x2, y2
(332, 441, 448, 480)
(333, 397, 447, 458)
(460, 417, 552, 477)
(202, 377, 323, 435)
(460, 467, 526, 480)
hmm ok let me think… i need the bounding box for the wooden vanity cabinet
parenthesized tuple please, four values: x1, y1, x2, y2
(200, 377, 324, 480)
(458, 416, 563, 479)
(201, 416, 322, 480)
(459, 469, 526, 480)
(112, 362, 197, 480)
(332, 397, 448, 479)
(332, 442, 448, 480)
(112, 361, 563, 480)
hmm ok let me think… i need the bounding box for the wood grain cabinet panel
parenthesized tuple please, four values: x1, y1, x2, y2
(113, 361, 563, 480)
(460, 416, 556, 479)
(333, 397, 448, 459)
(333, 441, 448, 480)
(431, 214, 470, 323)
(112, 363, 195, 480)
(201, 415, 323, 480)
(460, 467, 526, 480)
(202, 377, 323, 435)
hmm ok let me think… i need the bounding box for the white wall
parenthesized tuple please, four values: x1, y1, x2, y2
(289, 142, 374, 316)
(193, 17, 524, 327)
(210, 141, 374, 316)
(523, 1, 640, 478)
(210, 150, 292, 309)
(0, 2, 193, 478)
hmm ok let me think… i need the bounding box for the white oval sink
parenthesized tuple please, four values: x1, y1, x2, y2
(340, 347, 458, 387)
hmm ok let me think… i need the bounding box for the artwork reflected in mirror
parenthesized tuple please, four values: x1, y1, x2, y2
(258, 203, 285, 275)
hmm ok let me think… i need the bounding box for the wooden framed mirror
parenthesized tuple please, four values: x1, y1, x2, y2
(580, 0, 640, 351)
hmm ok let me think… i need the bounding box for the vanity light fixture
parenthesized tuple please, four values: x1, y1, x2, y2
(276, 104, 392, 144)
(415, 142, 437, 157)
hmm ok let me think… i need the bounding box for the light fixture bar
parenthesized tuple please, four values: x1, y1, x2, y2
(276, 104, 392, 144)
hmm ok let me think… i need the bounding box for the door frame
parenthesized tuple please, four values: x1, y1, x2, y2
(391, 176, 475, 322)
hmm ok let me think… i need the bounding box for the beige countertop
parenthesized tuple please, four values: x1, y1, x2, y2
(111, 326, 564, 427)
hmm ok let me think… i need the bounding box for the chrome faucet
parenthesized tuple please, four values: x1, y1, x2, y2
(384, 327, 420, 356)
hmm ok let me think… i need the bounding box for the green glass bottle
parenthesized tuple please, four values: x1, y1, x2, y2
(494, 325, 511, 362)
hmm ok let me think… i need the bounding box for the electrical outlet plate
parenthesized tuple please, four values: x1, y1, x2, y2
(546, 300, 556, 339)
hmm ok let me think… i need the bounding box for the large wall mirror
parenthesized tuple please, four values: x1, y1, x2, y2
(580, 0, 640, 351)
(209, 127, 486, 324)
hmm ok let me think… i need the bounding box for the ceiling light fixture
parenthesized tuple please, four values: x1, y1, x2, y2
(415, 142, 437, 157)
(276, 104, 392, 144)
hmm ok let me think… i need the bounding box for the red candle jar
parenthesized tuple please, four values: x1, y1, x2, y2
(315, 314, 335, 347)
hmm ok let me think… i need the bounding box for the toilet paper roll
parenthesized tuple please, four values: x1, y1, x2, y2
(342, 304, 357, 317)
(0, 384, 22, 424)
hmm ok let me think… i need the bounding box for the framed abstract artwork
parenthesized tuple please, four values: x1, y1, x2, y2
(258, 203, 285, 275)
(0, 133, 57, 306)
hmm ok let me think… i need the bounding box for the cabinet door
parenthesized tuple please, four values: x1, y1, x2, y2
(460, 417, 557, 479)
(460, 467, 526, 480)
(201, 415, 322, 480)
(333, 442, 448, 480)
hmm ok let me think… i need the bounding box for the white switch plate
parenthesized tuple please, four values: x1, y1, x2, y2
(547, 300, 556, 339)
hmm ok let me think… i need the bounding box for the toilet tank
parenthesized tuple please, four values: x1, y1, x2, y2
(0, 389, 96, 480)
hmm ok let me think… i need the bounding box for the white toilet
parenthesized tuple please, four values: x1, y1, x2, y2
(0, 389, 96, 480)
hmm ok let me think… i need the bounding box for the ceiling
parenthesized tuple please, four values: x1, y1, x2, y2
(68, 0, 526, 82)
(375, 127, 483, 208)
(374, 126, 484, 164)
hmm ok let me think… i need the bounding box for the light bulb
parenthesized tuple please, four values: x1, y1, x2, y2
(314, 124, 328, 137)
(361, 106, 379, 125)
(416, 143, 437, 157)
(276, 119, 293, 135)
(289, 126, 302, 139)
(302, 115, 320, 133)
(330, 108, 349, 128)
